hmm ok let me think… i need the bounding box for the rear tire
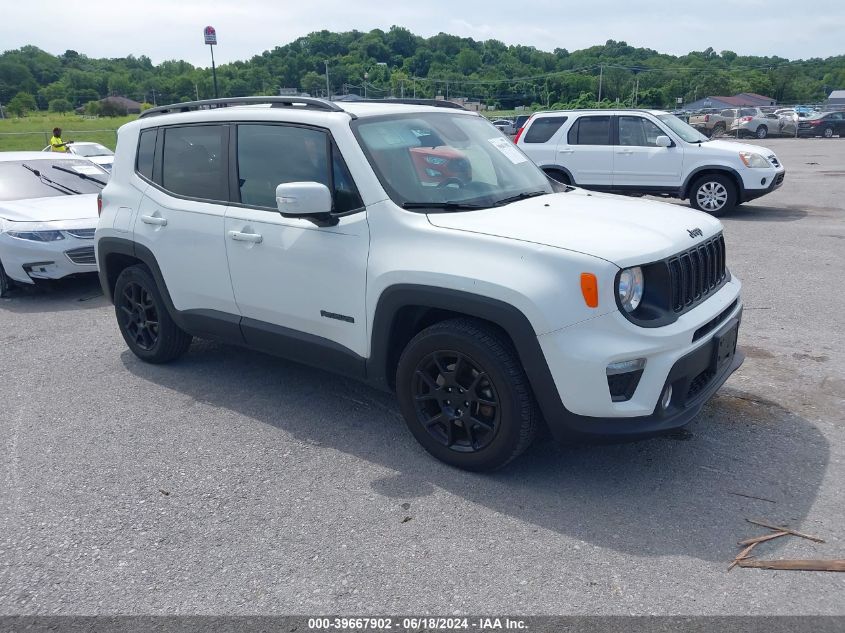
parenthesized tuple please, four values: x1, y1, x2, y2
(395, 318, 539, 471)
(823, 127, 834, 138)
(114, 265, 192, 363)
(756, 125, 768, 139)
(689, 174, 737, 217)
(711, 123, 725, 137)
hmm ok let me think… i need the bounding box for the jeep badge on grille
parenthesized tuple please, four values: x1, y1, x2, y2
(687, 228, 703, 238)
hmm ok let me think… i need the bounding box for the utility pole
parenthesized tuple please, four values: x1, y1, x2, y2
(413, 78, 416, 98)
(364, 71, 368, 99)
(204, 26, 219, 99)
(195, 84, 199, 100)
(597, 64, 603, 104)
(325, 61, 331, 100)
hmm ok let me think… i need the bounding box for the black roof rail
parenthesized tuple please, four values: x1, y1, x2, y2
(139, 96, 348, 119)
(347, 98, 468, 111)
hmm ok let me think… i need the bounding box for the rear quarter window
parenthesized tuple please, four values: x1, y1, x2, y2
(136, 129, 157, 180)
(523, 117, 568, 144)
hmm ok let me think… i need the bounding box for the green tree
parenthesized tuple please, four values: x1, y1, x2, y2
(7, 91, 37, 116)
(48, 98, 73, 113)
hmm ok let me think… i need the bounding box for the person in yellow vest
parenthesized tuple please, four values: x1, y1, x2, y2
(49, 128, 73, 152)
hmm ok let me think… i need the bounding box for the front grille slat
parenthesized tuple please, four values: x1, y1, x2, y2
(666, 234, 727, 314)
(65, 246, 96, 265)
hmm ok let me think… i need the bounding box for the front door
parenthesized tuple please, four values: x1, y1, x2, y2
(612, 115, 683, 189)
(223, 123, 370, 362)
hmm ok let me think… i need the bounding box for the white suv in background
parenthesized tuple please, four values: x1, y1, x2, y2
(96, 97, 743, 471)
(515, 109, 785, 215)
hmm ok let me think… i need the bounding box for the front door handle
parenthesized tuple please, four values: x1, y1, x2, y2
(616, 149, 634, 155)
(558, 148, 575, 154)
(140, 214, 167, 226)
(228, 230, 263, 244)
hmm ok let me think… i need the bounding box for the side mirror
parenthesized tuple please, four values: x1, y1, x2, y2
(275, 181, 337, 226)
(655, 135, 672, 148)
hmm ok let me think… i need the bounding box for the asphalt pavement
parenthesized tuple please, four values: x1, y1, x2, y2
(1, 137, 843, 615)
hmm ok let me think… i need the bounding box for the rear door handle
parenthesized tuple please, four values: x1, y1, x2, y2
(228, 230, 263, 244)
(140, 214, 167, 226)
(616, 149, 634, 155)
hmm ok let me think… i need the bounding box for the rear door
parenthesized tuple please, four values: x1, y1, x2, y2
(560, 115, 613, 186)
(612, 115, 682, 188)
(133, 123, 239, 316)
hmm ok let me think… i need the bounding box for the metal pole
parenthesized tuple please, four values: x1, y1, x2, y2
(597, 64, 603, 104)
(413, 78, 416, 98)
(210, 44, 219, 99)
(325, 61, 331, 100)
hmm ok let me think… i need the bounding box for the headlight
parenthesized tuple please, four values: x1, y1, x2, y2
(5, 230, 65, 242)
(617, 267, 644, 313)
(739, 151, 770, 168)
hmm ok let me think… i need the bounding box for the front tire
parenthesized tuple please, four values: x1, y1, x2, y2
(689, 174, 737, 217)
(114, 265, 192, 363)
(395, 318, 539, 471)
(0, 262, 13, 298)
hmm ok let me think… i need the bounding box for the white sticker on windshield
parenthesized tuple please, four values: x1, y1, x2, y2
(72, 165, 103, 175)
(488, 137, 528, 164)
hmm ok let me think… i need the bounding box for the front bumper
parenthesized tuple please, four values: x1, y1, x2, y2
(742, 168, 785, 201)
(0, 232, 97, 284)
(537, 279, 743, 439)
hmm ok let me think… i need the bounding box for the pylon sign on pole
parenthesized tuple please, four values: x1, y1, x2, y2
(203, 26, 217, 45)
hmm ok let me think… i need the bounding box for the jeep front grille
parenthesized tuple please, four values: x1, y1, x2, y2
(666, 235, 727, 313)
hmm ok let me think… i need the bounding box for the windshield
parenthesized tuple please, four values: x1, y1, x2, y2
(352, 112, 553, 209)
(0, 159, 105, 201)
(656, 114, 709, 143)
(73, 143, 113, 157)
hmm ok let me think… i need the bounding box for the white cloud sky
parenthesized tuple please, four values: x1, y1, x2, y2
(3, 0, 843, 66)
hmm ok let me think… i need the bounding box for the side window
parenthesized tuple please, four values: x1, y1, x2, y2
(136, 129, 157, 180)
(161, 125, 227, 201)
(567, 116, 611, 145)
(618, 116, 666, 147)
(331, 144, 364, 213)
(236, 124, 362, 213)
(524, 117, 568, 143)
(720, 109, 734, 117)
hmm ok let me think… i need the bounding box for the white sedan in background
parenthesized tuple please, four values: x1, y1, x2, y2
(42, 141, 115, 172)
(0, 152, 107, 296)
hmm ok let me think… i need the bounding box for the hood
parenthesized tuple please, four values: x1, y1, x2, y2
(426, 189, 723, 268)
(700, 139, 775, 156)
(0, 194, 99, 223)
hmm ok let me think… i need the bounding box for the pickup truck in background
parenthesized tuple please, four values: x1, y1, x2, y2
(689, 108, 753, 137)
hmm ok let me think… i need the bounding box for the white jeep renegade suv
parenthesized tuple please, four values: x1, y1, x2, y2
(96, 97, 744, 471)
(515, 109, 785, 216)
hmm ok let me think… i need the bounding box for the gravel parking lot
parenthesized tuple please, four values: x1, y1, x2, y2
(1, 137, 844, 616)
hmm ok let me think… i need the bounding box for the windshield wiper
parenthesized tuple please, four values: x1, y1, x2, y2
(494, 190, 549, 206)
(401, 201, 489, 210)
(21, 163, 80, 195)
(51, 164, 107, 187)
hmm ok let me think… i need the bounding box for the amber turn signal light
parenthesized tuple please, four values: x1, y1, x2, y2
(580, 273, 599, 308)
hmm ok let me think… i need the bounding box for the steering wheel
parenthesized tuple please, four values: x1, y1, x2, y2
(437, 177, 465, 189)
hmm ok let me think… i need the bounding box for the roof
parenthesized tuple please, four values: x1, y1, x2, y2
(828, 90, 845, 100)
(530, 108, 667, 116)
(101, 95, 143, 109)
(707, 93, 774, 107)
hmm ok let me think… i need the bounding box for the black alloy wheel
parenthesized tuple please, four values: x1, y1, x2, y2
(113, 264, 192, 363)
(396, 318, 539, 471)
(119, 281, 160, 351)
(412, 350, 500, 453)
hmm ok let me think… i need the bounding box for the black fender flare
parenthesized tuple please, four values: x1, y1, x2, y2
(367, 284, 567, 430)
(539, 164, 575, 185)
